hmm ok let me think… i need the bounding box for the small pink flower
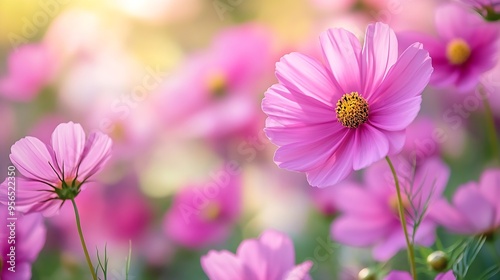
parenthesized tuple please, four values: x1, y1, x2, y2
(1, 210, 46, 280)
(262, 22, 432, 187)
(163, 171, 241, 248)
(0, 122, 112, 216)
(0, 44, 55, 102)
(155, 24, 274, 140)
(385, 270, 455, 280)
(429, 168, 500, 235)
(331, 157, 449, 261)
(201, 229, 312, 280)
(399, 3, 499, 92)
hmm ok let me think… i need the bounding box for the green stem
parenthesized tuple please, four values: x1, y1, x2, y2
(482, 94, 500, 164)
(71, 198, 97, 280)
(385, 156, 417, 280)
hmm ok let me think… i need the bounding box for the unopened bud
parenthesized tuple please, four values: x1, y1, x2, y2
(427, 250, 448, 272)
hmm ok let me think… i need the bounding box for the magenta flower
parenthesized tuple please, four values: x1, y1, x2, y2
(0, 44, 55, 102)
(1, 210, 46, 280)
(0, 122, 112, 216)
(163, 171, 241, 248)
(429, 168, 500, 235)
(331, 157, 449, 261)
(399, 4, 498, 92)
(262, 22, 432, 187)
(460, 0, 500, 20)
(385, 270, 455, 280)
(155, 24, 274, 140)
(201, 229, 312, 280)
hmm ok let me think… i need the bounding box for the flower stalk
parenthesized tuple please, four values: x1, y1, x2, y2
(71, 198, 98, 280)
(385, 156, 417, 280)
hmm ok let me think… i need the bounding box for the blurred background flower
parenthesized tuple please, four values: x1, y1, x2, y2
(0, 0, 500, 279)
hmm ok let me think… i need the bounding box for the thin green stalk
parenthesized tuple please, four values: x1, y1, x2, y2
(71, 198, 98, 280)
(482, 94, 500, 163)
(386, 156, 417, 280)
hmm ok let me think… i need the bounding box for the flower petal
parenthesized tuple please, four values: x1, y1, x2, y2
(453, 183, 496, 232)
(257, 230, 295, 279)
(384, 271, 412, 280)
(201, 250, 245, 280)
(275, 52, 339, 107)
(305, 132, 355, 187)
(369, 42, 431, 131)
(428, 199, 472, 234)
(331, 215, 392, 246)
(479, 169, 500, 226)
(319, 27, 362, 94)
(332, 185, 388, 217)
(284, 261, 313, 280)
(361, 22, 399, 98)
(352, 124, 389, 170)
(51, 122, 86, 178)
(10, 136, 58, 183)
(77, 132, 112, 180)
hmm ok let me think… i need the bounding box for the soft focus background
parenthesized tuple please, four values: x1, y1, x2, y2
(1, 0, 500, 279)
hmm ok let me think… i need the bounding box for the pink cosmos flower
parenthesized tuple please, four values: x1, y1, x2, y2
(262, 22, 432, 187)
(331, 157, 450, 261)
(429, 168, 500, 235)
(385, 270, 455, 280)
(1, 210, 46, 280)
(0, 122, 112, 216)
(155, 24, 274, 140)
(201, 229, 312, 280)
(399, 3, 499, 92)
(459, 0, 500, 19)
(163, 171, 241, 248)
(0, 44, 55, 102)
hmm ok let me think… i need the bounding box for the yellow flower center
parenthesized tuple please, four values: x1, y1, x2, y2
(207, 72, 227, 98)
(202, 202, 221, 221)
(446, 39, 471, 65)
(388, 194, 411, 216)
(335, 92, 369, 128)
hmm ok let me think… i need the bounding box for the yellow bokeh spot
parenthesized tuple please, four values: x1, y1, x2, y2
(388, 194, 411, 216)
(446, 39, 471, 65)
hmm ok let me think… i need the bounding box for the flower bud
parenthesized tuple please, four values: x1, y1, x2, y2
(427, 250, 448, 272)
(358, 267, 377, 280)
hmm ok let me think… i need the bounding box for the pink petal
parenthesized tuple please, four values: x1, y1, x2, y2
(258, 230, 296, 279)
(237, 239, 268, 280)
(384, 271, 412, 280)
(77, 131, 112, 180)
(305, 132, 355, 187)
(385, 130, 406, 155)
(51, 122, 86, 179)
(284, 261, 313, 280)
(331, 215, 393, 246)
(10, 137, 58, 183)
(372, 227, 407, 261)
(352, 124, 389, 170)
(478, 169, 500, 225)
(435, 4, 480, 42)
(361, 22, 399, 98)
(201, 250, 245, 280)
(269, 123, 348, 171)
(435, 271, 456, 280)
(428, 199, 472, 234)
(332, 185, 388, 217)
(275, 52, 339, 107)
(369, 42, 431, 131)
(16, 213, 46, 262)
(412, 157, 450, 209)
(319, 28, 362, 94)
(262, 84, 335, 127)
(454, 183, 496, 232)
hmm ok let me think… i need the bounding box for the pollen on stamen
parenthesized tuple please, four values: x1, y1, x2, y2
(446, 38, 471, 65)
(335, 92, 369, 128)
